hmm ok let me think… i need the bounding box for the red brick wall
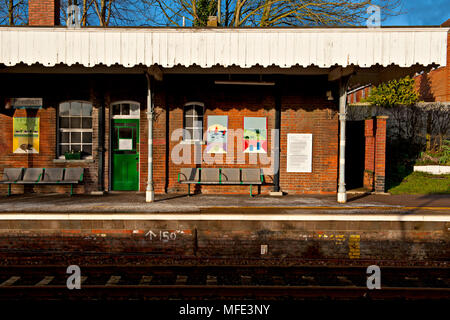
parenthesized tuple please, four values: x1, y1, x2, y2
(374, 116, 387, 193)
(0, 106, 96, 195)
(363, 117, 387, 193)
(28, 0, 60, 26)
(363, 119, 375, 189)
(1, 73, 340, 195)
(158, 77, 277, 195)
(146, 75, 339, 195)
(280, 107, 338, 194)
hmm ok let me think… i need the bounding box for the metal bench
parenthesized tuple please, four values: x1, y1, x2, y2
(178, 168, 263, 197)
(0, 167, 84, 196)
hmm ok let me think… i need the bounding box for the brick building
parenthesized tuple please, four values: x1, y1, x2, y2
(415, 19, 450, 103)
(348, 19, 450, 104)
(0, 1, 448, 202)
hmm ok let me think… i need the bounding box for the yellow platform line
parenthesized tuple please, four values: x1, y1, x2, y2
(204, 206, 450, 211)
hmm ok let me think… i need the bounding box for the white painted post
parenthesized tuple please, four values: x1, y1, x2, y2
(145, 73, 154, 203)
(337, 77, 350, 203)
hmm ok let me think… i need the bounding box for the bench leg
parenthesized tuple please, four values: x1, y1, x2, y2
(188, 184, 190, 197)
(70, 184, 73, 197)
(250, 184, 253, 198)
(7, 184, 11, 196)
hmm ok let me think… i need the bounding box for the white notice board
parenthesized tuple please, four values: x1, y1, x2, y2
(119, 139, 133, 150)
(287, 134, 312, 173)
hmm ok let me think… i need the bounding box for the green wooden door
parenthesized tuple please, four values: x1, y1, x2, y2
(112, 119, 139, 191)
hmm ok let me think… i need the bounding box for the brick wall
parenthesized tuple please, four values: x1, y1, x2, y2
(0, 220, 447, 263)
(363, 119, 375, 190)
(363, 117, 387, 192)
(414, 32, 450, 102)
(28, 0, 60, 26)
(1, 73, 341, 195)
(279, 77, 338, 194)
(150, 75, 339, 195)
(0, 75, 94, 194)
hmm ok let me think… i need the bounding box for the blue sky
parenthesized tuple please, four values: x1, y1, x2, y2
(383, 0, 449, 26)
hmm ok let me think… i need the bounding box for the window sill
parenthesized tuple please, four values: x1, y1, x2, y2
(53, 159, 94, 164)
(180, 141, 205, 145)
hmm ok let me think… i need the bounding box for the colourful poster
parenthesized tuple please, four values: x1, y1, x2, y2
(206, 115, 228, 153)
(244, 117, 267, 153)
(13, 117, 39, 154)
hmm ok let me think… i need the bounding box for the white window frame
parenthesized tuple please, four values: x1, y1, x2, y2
(58, 100, 93, 159)
(183, 102, 205, 144)
(111, 100, 141, 119)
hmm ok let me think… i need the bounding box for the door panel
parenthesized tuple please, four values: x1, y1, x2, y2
(112, 119, 139, 191)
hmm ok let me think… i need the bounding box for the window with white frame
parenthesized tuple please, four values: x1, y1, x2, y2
(58, 101, 93, 158)
(183, 102, 204, 142)
(112, 102, 140, 118)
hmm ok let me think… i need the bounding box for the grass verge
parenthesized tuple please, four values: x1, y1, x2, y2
(388, 171, 450, 195)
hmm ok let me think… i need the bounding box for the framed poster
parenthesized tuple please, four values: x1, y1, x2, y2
(243, 117, 267, 153)
(13, 117, 40, 154)
(287, 133, 312, 173)
(206, 115, 228, 153)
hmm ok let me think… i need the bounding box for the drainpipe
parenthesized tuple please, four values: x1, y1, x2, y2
(145, 72, 154, 202)
(337, 76, 350, 203)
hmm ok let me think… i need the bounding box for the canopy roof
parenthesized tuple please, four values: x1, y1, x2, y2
(0, 27, 448, 70)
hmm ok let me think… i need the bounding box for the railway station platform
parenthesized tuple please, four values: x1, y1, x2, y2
(0, 193, 448, 266)
(0, 193, 449, 214)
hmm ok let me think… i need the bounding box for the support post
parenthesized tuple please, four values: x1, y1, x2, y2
(273, 83, 281, 193)
(145, 72, 155, 203)
(98, 90, 105, 193)
(337, 77, 350, 203)
(217, 0, 221, 24)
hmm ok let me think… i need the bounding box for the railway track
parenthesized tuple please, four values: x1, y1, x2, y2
(0, 265, 448, 301)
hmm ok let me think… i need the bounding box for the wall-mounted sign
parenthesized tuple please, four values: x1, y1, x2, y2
(287, 133, 312, 173)
(13, 117, 40, 154)
(244, 117, 267, 153)
(119, 139, 133, 150)
(10, 98, 43, 109)
(206, 115, 228, 153)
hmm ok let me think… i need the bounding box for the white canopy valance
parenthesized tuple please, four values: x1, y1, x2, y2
(0, 27, 448, 69)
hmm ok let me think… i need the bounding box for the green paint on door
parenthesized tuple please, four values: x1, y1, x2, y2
(112, 119, 139, 191)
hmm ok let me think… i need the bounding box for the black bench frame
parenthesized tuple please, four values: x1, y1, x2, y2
(178, 168, 264, 197)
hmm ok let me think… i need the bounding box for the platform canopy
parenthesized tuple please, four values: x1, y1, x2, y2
(0, 26, 448, 84)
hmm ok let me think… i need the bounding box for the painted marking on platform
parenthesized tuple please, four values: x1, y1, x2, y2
(35, 276, 54, 286)
(105, 276, 121, 286)
(1, 213, 449, 222)
(349, 235, 361, 259)
(176, 275, 188, 285)
(0, 276, 20, 286)
(139, 276, 153, 285)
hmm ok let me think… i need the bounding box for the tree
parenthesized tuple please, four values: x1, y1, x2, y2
(143, 0, 402, 27)
(366, 76, 419, 108)
(0, 0, 27, 25)
(59, 0, 147, 26)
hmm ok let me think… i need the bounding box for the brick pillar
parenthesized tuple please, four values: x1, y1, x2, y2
(374, 116, 388, 193)
(363, 118, 375, 190)
(28, 0, 60, 26)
